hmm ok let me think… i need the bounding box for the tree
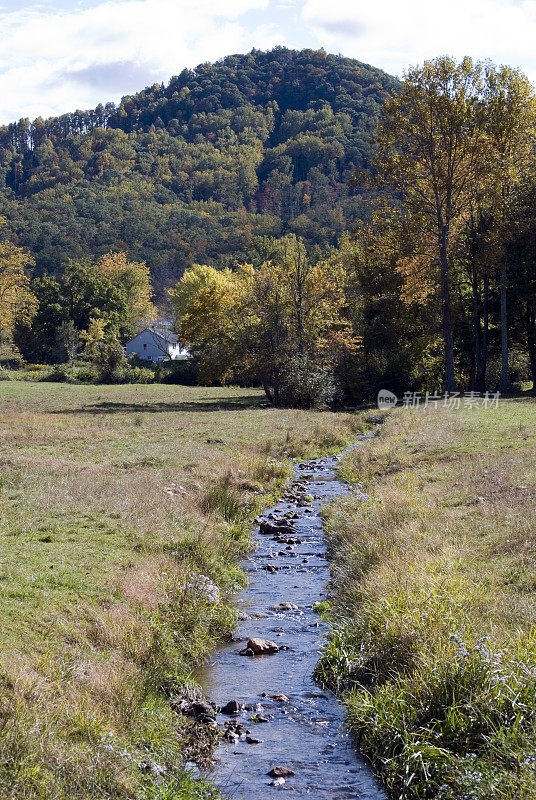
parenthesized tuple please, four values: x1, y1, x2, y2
(168, 263, 246, 384)
(169, 235, 353, 406)
(338, 206, 419, 400)
(504, 178, 536, 393)
(95, 252, 156, 338)
(63, 262, 129, 337)
(13, 275, 67, 362)
(375, 56, 491, 392)
(80, 317, 127, 383)
(0, 234, 36, 360)
(482, 65, 536, 393)
(456, 205, 497, 391)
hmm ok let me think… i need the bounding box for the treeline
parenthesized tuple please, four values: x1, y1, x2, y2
(170, 57, 536, 403)
(0, 48, 396, 294)
(0, 233, 157, 382)
(2, 52, 536, 401)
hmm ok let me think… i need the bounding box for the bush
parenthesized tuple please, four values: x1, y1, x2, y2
(39, 364, 72, 382)
(124, 365, 154, 384)
(160, 359, 199, 385)
(74, 364, 99, 383)
(278, 354, 336, 409)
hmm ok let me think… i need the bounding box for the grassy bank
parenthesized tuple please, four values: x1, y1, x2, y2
(315, 398, 536, 800)
(0, 382, 366, 799)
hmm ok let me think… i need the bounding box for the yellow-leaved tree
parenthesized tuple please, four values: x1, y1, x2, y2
(169, 236, 354, 406)
(0, 224, 37, 360)
(95, 251, 156, 337)
(168, 263, 252, 384)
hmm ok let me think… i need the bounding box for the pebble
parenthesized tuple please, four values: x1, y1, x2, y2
(268, 766, 295, 778)
(243, 637, 279, 655)
(269, 602, 299, 611)
(219, 700, 241, 715)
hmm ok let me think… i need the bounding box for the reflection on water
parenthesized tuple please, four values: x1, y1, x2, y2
(198, 438, 386, 799)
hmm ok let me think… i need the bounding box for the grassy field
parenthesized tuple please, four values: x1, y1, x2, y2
(0, 381, 367, 800)
(315, 397, 536, 800)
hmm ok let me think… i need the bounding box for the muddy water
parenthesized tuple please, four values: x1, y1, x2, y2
(198, 437, 386, 799)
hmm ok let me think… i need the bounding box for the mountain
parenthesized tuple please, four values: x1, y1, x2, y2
(0, 47, 398, 296)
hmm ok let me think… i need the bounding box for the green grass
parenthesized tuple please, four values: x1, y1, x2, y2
(315, 398, 536, 800)
(0, 381, 365, 799)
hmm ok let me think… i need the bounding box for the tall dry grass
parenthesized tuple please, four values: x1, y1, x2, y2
(317, 400, 536, 800)
(0, 382, 366, 799)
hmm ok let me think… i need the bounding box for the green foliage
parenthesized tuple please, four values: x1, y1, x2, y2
(278, 353, 336, 408)
(170, 234, 354, 406)
(81, 318, 128, 383)
(15, 252, 156, 365)
(0, 48, 397, 294)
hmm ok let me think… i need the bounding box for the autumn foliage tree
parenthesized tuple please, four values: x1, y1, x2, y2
(482, 64, 536, 391)
(170, 235, 353, 406)
(15, 251, 155, 362)
(375, 56, 536, 393)
(0, 224, 36, 360)
(95, 252, 156, 338)
(375, 56, 491, 392)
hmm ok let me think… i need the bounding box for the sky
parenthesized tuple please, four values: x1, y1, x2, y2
(0, 0, 535, 124)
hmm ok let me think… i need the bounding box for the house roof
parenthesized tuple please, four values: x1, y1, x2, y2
(127, 325, 180, 346)
(148, 325, 179, 345)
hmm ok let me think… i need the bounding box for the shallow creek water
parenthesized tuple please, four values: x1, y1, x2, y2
(198, 436, 386, 799)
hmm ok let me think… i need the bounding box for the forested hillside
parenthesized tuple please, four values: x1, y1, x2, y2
(0, 48, 397, 294)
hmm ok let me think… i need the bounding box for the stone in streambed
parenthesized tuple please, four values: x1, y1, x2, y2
(249, 713, 272, 723)
(169, 697, 216, 724)
(268, 766, 295, 778)
(259, 519, 296, 536)
(247, 637, 279, 655)
(269, 602, 299, 611)
(219, 700, 241, 715)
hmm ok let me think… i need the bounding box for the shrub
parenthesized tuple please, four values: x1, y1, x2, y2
(39, 364, 72, 382)
(278, 354, 336, 409)
(160, 359, 199, 386)
(124, 366, 154, 384)
(74, 364, 99, 382)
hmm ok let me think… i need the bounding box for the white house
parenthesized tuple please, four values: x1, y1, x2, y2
(125, 324, 190, 362)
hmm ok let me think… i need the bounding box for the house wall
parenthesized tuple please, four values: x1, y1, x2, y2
(125, 329, 190, 361)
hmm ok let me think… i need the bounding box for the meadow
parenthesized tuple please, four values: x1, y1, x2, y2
(316, 397, 536, 800)
(0, 381, 366, 800)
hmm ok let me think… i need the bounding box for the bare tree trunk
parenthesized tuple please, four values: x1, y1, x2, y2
(499, 263, 508, 393)
(263, 382, 274, 405)
(472, 262, 486, 392)
(440, 227, 457, 393)
(482, 272, 489, 385)
(526, 306, 536, 396)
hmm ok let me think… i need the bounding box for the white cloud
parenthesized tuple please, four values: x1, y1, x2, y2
(1, 0, 536, 124)
(302, 0, 536, 81)
(0, 0, 274, 122)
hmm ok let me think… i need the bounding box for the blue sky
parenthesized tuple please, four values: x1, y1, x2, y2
(0, 0, 535, 123)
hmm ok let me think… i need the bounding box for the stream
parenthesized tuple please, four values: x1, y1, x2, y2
(198, 436, 386, 799)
